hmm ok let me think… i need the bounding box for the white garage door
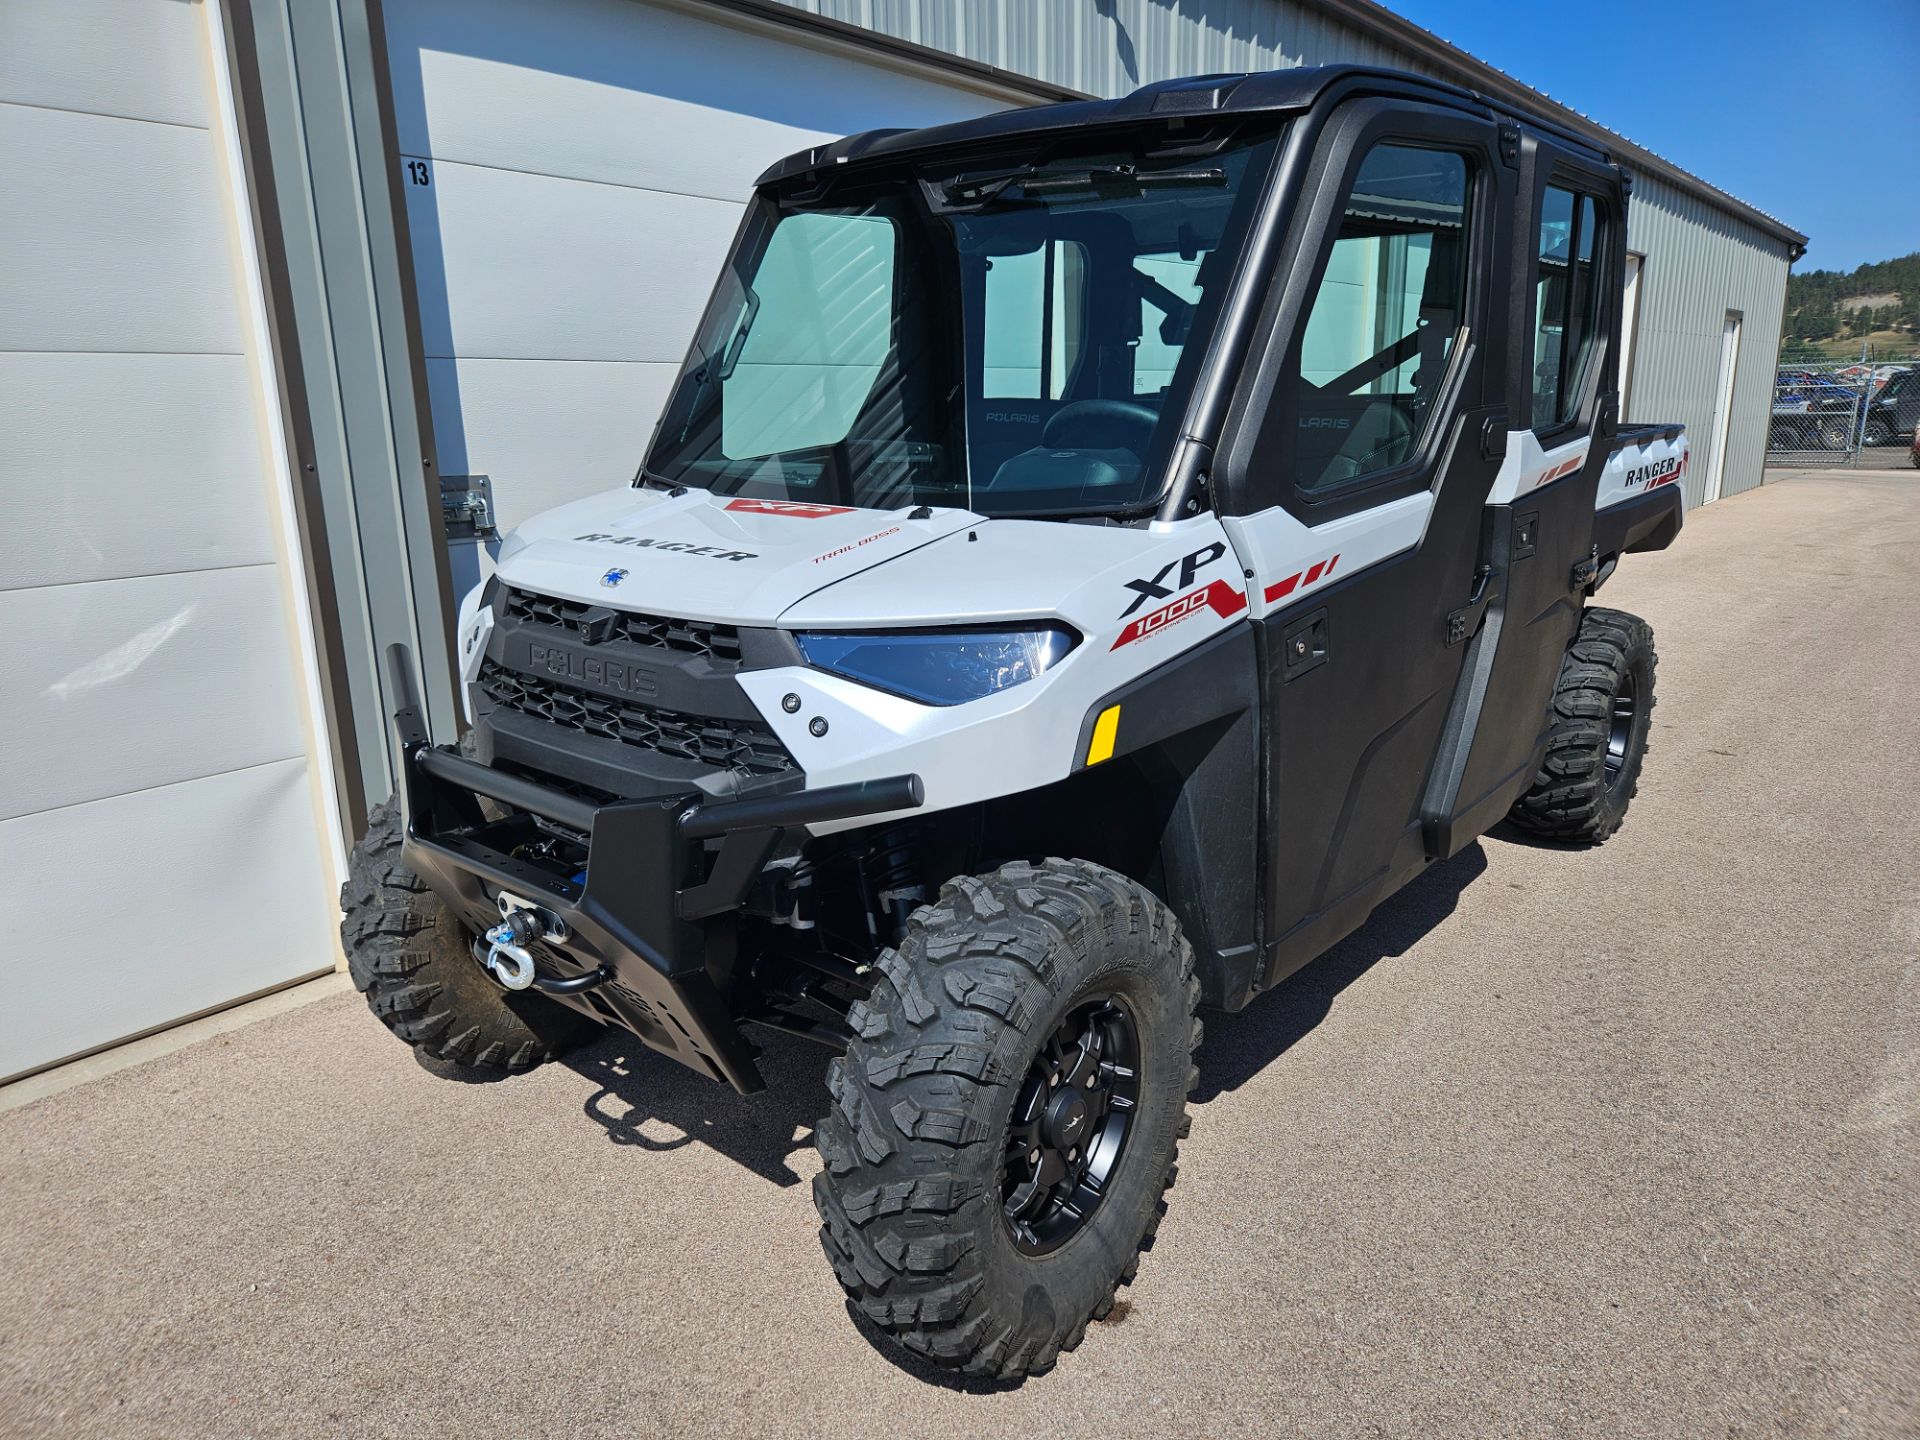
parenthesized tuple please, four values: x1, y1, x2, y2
(0, 0, 341, 1079)
(384, 0, 1013, 540)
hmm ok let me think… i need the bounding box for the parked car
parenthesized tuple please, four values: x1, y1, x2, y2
(1771, 368, 1913, 449)
(1873, 367, 1920, 441)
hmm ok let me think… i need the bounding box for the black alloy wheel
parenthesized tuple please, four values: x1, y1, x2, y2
(1002, 997, 1141, 1255)
(1604, 669, 1638, 791)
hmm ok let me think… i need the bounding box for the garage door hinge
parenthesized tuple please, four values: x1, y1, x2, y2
(440, 473, 497, 540)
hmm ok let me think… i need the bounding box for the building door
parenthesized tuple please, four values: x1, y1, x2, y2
(379, 0, 1013, 601)
(1618, 251, 1644, 406)
(1, 0, 342, 1080)
(1705, 312, 1743, 504)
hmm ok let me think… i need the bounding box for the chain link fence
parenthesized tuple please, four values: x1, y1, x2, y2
(1768, 352, 1920, 468)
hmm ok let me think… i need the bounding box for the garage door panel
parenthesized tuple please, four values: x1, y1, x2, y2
(0, 759, 336, 1081)
(428, 356, 675, 531)
(0, 0, 212, 129)
(386, 0, 1006, 198)
(0, 104, 244, 355)
(407, 160, 741, 362)
(0, 567, 310, 822)
(0, 353, 278, 590)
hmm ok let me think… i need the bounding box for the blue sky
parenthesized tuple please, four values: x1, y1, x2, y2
(1387, 0, 1920, 273)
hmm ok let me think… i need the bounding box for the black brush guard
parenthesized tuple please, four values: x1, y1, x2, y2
(384, 645, 922, 1093)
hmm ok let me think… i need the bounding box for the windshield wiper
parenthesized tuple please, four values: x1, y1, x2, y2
(934, 163, 1225, 211)
(1016, 163, 1225, 195)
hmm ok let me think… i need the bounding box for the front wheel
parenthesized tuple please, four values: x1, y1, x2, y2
(340, 800, 598, 1069)
(812, 859, 1198, 1379)
(1506, 607, 1657, 845)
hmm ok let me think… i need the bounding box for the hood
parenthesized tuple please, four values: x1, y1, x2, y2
(495, 487, 980, 625)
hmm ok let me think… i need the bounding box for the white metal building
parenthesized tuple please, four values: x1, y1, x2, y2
(0, 0, 1804, 1080)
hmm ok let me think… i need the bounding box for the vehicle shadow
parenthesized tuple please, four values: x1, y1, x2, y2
(1194, 841, 1489, 1102)
(560, 1022, 832, 1188)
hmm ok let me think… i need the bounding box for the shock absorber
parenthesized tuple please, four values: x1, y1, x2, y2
(862, 831, 928, 944)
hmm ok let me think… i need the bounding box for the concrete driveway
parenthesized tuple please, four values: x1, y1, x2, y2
(3, 470, 1916, 1439)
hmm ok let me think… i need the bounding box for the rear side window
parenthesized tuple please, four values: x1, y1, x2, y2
(1283, 141, 1472, 495)
(1530, 186, 1606, 431)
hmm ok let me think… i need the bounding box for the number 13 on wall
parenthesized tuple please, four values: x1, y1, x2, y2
(404, 158, 430, 187)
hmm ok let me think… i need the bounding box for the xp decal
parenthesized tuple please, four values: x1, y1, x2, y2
(725, 499, 857, 518)
(1119, 541, 1229, 618)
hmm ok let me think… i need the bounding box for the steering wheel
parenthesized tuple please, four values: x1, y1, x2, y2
(1041, 399, 1159, 451)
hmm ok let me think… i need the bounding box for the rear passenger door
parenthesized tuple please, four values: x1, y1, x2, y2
(1428, 135, 1625, 851)
(1213, 97, 1510, 991)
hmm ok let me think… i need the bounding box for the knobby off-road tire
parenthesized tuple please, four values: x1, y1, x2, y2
(340, 799, 597, 1070)
(1507, 606, 1657, 845)
(812, 859, 1199, 1379)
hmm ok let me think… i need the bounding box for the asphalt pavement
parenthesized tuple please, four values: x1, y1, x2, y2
(2, 469, 1916, 1438)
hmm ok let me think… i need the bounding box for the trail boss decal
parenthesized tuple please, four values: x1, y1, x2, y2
(813, 527, 901, 565)
(575, 533, 758, 562)
(1625, 453, 1686, 490)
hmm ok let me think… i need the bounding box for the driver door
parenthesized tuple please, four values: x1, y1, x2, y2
(1213, 98, 1512, 991)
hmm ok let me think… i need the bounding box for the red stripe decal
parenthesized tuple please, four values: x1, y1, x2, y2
(1325, 553, 1340, 577)
(1264, 572, 1301, 604)
(1111, 579, 1245, 649)
(1303, 560, 1326, 586)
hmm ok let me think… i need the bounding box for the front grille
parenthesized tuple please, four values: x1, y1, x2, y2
(478, 660, 794, 776)
(503, 588, 743, 665)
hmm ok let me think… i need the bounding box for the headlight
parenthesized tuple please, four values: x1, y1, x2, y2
(794, 625, 1077, 706)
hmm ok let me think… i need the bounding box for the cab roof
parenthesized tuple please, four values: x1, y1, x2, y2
(755, 63, 1607, 188)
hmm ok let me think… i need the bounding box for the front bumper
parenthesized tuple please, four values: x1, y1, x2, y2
(385, 645, 921, 1092)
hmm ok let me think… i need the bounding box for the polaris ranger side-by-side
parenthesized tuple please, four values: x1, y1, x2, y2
(347, 65, 1688, 1378)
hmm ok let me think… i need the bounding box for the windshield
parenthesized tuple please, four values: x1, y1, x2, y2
(643, 124, 1281, 517)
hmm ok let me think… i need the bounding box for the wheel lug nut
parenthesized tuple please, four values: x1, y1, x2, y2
(1029, 1148, 1041, 1166)
(1085, 1073, 1097, 1088)
(1067, 1148, 1078, 1163)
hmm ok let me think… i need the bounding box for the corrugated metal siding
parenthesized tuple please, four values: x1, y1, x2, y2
(1622, 175, 1788, 507)
(767, 0, 1795, 507)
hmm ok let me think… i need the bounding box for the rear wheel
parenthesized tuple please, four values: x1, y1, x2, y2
(1506, 607, 1656, 845)
(812, 859, 1198, 1379)
(340, 799, 598, 1070)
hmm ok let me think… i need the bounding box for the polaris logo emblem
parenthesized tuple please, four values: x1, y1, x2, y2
(601, 568, 627, 588)
(527, 642, 657, 698)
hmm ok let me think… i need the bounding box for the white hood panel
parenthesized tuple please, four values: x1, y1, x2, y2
(494, 487, 979, 625)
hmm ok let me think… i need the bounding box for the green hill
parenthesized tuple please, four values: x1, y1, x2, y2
(1782, 251, 1919, 360)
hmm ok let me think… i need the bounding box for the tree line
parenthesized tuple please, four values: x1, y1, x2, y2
(1784, 250, 1920, 346)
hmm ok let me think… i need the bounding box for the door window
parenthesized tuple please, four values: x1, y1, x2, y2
(1283, 142, 1471, 495)
(1530, 186, 1606, 431)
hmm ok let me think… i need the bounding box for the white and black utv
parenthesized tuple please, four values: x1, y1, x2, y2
(345, 63, 1688, 1378)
